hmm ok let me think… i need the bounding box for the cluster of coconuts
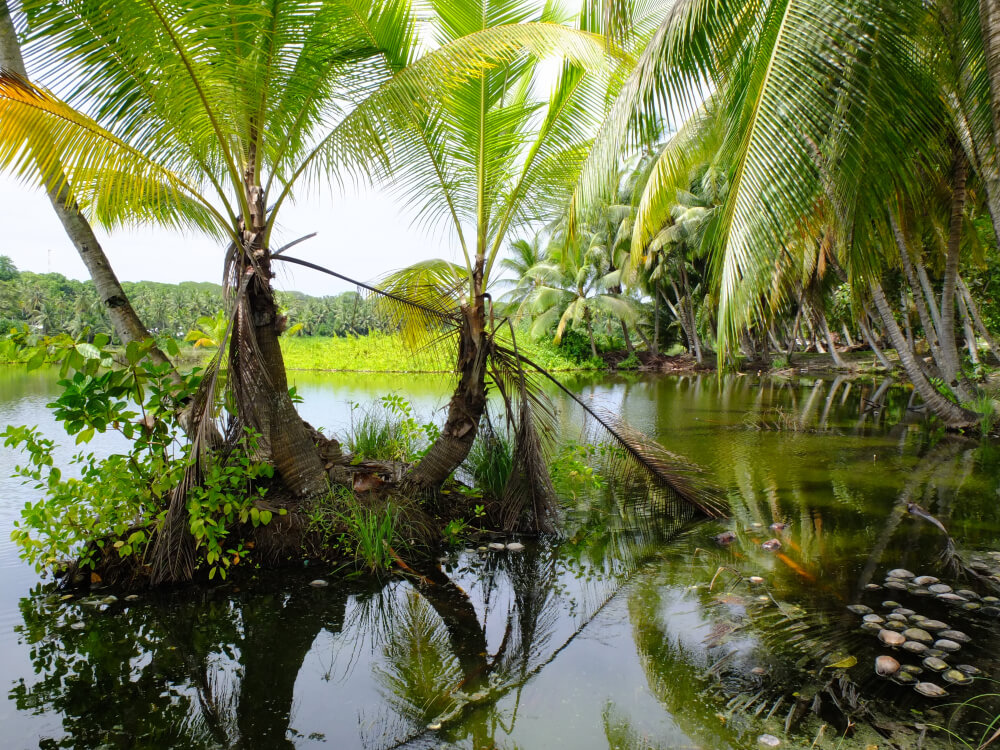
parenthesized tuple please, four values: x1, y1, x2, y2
(847, 568, 988, 698)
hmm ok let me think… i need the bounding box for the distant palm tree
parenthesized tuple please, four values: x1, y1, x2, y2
(520, 227, 640, 359)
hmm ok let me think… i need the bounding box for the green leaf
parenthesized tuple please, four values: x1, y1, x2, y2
(823, 655, 857, 670)
(25, 349, 46, 372)
(75, 342, 101, 360)
(125, 341, 141, 365)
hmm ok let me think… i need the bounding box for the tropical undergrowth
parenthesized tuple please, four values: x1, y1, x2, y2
(1, 333, 289, 583)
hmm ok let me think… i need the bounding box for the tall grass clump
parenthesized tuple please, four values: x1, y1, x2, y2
(345, 395, 438, 462)
(465, 431, 514, 499)
(344, 502, 398, 573)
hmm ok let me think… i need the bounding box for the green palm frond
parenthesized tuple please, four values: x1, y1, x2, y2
(0, 71, 227, 236)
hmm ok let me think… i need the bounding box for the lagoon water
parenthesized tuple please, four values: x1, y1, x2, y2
(2, 367, 999, 749)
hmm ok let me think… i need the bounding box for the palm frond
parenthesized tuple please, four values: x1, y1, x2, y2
(497, 344, 728, 518)
(0, 71, 227, 237)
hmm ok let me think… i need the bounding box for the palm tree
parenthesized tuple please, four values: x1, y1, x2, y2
(495, 236, 547, 312)
(380, 0, 618, 492)
(0, 0, 613, 580)
(520, 225, 640, 359)
(577, 0, 992, 425)
(0, 2, 175, 372)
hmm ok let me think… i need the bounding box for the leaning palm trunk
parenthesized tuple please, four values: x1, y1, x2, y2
(892, 213, 942, 362)
(0, 2, 173, 373)
(958, 276, 1000, 362)
(870, 279, 977, 428)
(981, 0, 1000, 250)
(405, 301, 489, 492)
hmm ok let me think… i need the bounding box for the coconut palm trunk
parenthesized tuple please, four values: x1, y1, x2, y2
(958, 276, 1000, 362)
(406, 298, 489, 492)
(870, 278, 977, 427)
(892, 213, 942, 361)
(938, 149, 973, 400)
(236, 179, 327, 497)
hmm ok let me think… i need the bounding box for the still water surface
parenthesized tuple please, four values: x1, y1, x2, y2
(2, 368, 999, 749)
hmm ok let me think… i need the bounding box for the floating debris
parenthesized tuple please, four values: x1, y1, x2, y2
(902, 628, 933, 644)
(942, 669, 973, 686)
(893, 671, 917, 685)
(914, 682, 948, 698)
(933, 639, 961, 653)
(922, 657, 949, 673)
(879, 630, 905, 646)
(875, 655, 900, 676)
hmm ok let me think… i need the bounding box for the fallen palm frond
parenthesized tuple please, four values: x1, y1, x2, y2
(150, 242, 254, 583)
(496, 344, 727, 520)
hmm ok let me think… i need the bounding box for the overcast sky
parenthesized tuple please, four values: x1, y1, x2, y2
(0, 173, 464, 297)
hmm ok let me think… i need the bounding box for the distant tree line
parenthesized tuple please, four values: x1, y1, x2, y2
(0, 256, 384, 340)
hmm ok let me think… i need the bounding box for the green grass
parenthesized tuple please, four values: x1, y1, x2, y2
(0, 328, 606, 372)
(279, 330, 603, 372)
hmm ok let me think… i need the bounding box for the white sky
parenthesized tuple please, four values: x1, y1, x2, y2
(0, 175, 458, 297)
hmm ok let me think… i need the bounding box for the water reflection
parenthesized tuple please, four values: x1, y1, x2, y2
(12, 511, 673, 750)
(6, 371, 1000, 748)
